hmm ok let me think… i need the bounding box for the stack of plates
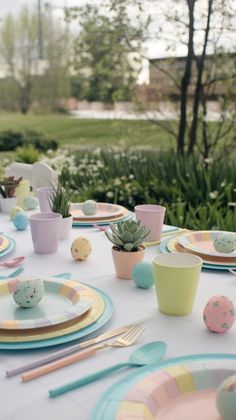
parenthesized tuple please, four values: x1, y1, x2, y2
(92, 354, 236, 419)
(160, 230, 236, 271)
(71, 203, 132, 227)
(0, 234, 15, 259)
(0, 277, 113, 350)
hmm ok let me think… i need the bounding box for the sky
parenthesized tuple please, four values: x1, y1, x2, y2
(0, 0, 235, 83)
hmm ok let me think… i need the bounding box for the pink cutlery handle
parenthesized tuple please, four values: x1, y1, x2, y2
(21, 347, 98, 382)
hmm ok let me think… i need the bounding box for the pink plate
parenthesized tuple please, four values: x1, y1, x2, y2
(156, 390, 220, 420)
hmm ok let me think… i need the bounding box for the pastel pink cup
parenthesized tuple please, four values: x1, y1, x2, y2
(29, 212, 62, 253)
(37, 187, 53, 212)
(135, 204, 166, 242)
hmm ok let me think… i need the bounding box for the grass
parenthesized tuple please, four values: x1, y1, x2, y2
(0, 112, 175, 148)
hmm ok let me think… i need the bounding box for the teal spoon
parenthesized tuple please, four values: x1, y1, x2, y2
(0, 266, 24, 280)
(49, 341, 167, 398)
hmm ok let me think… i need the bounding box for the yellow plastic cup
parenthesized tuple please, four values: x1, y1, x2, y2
(152, 253, 202, 316)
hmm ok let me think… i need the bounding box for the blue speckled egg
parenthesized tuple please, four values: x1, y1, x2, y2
(23, 196, 38, 210)
(13, 279, 45, 308)
(214, 233, 236, 253)
(82, 200, 97, 215)
(13, 213, 29, 230)
(132, 262, 154, 289)
(9, 206, 24, 220)
(216, 375, 236, 420)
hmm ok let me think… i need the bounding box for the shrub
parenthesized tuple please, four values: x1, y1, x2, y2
(16, 144, 40, 164)
(0, 130, 24, 151)
(0, 129, 58, 152)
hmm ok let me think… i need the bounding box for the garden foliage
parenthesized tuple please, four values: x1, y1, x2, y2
(0, 130, 58, 152)
(43, 148, 236, 231)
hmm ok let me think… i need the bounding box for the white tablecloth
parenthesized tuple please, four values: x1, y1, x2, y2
(0, 214, 235, 420)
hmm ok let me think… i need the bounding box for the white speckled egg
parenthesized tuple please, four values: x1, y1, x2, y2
(203, 295, 235, 333)
(23, 196, 38, 210)
(214, 233, 236, 253)
(13, 279, 45, 308)
(9, 206, 24, 220)
(82, 200, 97, 215)
(216, 375, 236, 420)
(71, 237, 92, 261)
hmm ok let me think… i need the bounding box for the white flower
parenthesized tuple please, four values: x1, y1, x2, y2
(204, 158, 213, 164)
(209, 191, 218, 199)
(106, 191, 114, 198)
(220, 181, 226, 188)
(227, 202, 236, 207)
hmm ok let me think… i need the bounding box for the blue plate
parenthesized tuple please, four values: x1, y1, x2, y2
(159, 236, 236, 271)
(0, 236, 16, 260)
(0, 284, 113, 350)
(90, 353, 236, 420)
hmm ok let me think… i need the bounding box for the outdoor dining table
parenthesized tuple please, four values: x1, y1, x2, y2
(0, 213, 236, 420)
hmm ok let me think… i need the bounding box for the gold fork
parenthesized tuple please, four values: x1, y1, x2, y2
(21, 324, 144, 382)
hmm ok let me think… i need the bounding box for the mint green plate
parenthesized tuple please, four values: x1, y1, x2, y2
(0, 284, 113, 350)
(90, 353, 236, 420)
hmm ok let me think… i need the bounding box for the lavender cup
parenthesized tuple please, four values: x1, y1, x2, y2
(135, 204, 166, 242)
(29, 213, 62, 253)
(37, 187, 53, 212)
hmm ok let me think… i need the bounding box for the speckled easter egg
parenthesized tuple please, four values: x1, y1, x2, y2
(203, 295, 235, 333)
(71, 237, 92, 261)
(23, 196, 38, 210)
(82, 200, 97, 216)
(216, 375, 236, 420)
(9, 206, 24, 220)
(214, 233, 236, 253)
(12, 213, 29, 230)
(13, 279, 45, 308)
(132, 262, 154, 289)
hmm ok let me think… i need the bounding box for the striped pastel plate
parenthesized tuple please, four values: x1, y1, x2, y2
(91, 354, 236, 420)
(71, 202, 124, 220)
(0, 278, 92, 330)
(178, 231, 236, 258)
(160, 236, 236, 270)
(0, 234, 9, 253)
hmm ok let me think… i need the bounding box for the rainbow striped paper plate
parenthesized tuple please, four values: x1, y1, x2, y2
(0, 278, 92, 330)
(91, 354, 236, 420)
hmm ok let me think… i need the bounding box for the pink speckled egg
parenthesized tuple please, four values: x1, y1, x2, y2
(203, 295, 235, 333)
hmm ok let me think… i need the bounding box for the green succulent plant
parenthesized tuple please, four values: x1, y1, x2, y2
(105, 219, 150, 252)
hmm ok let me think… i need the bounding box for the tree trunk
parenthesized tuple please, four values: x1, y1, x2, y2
(18, 79, 32, 114)
(188, 0, 213, 155)
(177, 0, 195, 155)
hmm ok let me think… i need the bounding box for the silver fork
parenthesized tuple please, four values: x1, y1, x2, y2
(21, 324, 144, 382)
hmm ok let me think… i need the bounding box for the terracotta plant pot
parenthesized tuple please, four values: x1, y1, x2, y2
(112, 245, 145, 280)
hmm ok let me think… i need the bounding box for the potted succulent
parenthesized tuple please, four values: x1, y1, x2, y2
(0, 176, 22, 214)
(105, 220, 150, 279)
(49, 183, 72, 240)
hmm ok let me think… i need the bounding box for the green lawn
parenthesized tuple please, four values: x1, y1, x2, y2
(0, 112, 175, 148)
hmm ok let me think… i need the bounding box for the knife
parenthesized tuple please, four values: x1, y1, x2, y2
(5, 324, 133, 378)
